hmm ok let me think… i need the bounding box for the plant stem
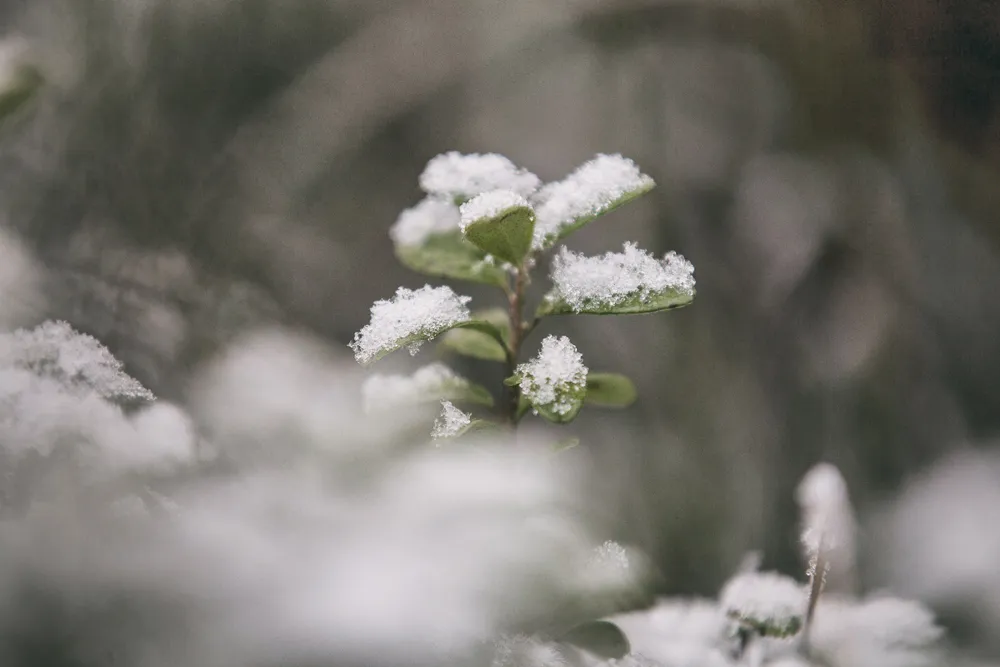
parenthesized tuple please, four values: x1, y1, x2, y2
(503, 265, 528, 426)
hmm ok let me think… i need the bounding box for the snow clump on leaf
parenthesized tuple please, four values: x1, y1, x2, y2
(516, 335, 587, 418)
(431, 400, 471, 440)
(549, 243, 695, 312)
(420, 152, 540, 201)
(720, 571, 806, 637)
(350, 285, 472, 365)
(390, 197, 461, 246)
(0, 320, 154, 404)
(531, 154, 654, 249)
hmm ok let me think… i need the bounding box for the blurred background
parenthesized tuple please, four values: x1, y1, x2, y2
(1, 0, 999, 657)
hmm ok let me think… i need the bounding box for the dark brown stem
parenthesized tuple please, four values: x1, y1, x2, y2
(503, 265, 528, 426)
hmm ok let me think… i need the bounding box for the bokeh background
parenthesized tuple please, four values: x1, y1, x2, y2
(1, 0, 999, 657)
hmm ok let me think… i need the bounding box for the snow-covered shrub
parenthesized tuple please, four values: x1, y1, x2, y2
(355, 151, 695, 434)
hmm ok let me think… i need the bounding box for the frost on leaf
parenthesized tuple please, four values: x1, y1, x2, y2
(0, 320, 154, 404)
(531, 154, 655, 250)
(430, 400, 471, 440)
(390, 197, 461, 247)
(420, 152, 540, 202)
(362, 362, 492, 413)
(720, 571, 806, 638)
(350, 285, 472, 366)
(515, 335, 587, 423)
(544, 243, 695, 315)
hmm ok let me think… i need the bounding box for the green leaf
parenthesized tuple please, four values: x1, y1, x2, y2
(558, 621, 631, 660)
(439, 328, 506, 362)
(0, 64, 42, 123)
(537, 285, 694, 317)
(584, 373, 637, 408)
(452, 319, 507, 348)
(439, 310, 509, 362)
(461, 199, 535, 266)
(395, 232, 507, 287)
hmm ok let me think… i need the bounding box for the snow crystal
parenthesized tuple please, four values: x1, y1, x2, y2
(350, 286, 472, 365)
(516, 335, 587, 417)
(797, 463, 856, 586)
(389, 197, 461, 246)
(720, 572, 806, 635)
(0, 320, 154, 403)
(431, 400, 471, 440)
(531, 154, 654, 249)
(420, 152, 541, 201)
(459, 190, 531, 231)
(492, 634, 565, 667)
(362, 362, 470, 413)
(550, 243, 695, 312)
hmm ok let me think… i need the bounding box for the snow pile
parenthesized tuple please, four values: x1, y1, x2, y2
(390, 197, 461, 246)
(420, 152, 540, 201)
(549, 243, 695, 312)
(515, 335, 587, 417)
(350, 285, 472, 365)
(431, 400, 472, 440)
(459, 190, 531, 231)
(531, 154, 654, 249)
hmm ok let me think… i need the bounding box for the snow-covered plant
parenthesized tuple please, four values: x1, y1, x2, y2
(353, 151, 695, 433)
(350, 150, 693, 660)
(598, 463, 945, 667)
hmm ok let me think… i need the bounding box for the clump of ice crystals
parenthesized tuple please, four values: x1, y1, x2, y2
(531, 154, 654, 249)
(459, 190, 531, 231)
(362, 363, 471, 413)
(389, 197, 461, 246)
(549, 243, 695, 312)
(516, 336, 587, 417)
(420, 152, 540, 201)
(350, 285, 471, 365)
(0, 320, 154, 403)
(720, 572, 806, 637)
(431, 400, 471, 440)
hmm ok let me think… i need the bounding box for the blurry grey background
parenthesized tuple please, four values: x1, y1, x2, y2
(0, 0, 998, 636)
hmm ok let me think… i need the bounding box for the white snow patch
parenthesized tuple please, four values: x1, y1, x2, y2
(390, 197, 461, 246)
(531, 154, 654, 249)
(350, 286, 471, 365)
(362, 362, 470, 413)
(720, 571, 806, 632)
(431, 400, 471, 440)
(420, 152, 540, 200)
(549, 243, 695, 312)
(0, 320, 154, 403)
(516, 336, 587, 417)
